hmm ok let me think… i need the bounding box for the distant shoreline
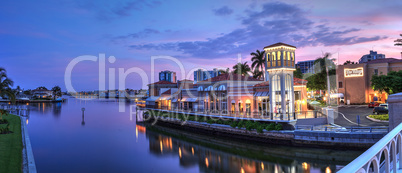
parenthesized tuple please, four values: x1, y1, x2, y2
(0, 99, 66, 103)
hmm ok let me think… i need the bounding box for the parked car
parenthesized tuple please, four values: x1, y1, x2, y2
(373, 107, 388, 115)
(379, 103, 388, 108)
(368, 101, 382, 108)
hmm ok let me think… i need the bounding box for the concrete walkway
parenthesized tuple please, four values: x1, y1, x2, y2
(19, 116, 36, 173)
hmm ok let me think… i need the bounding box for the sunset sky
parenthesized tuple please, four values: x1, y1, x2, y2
(1, 0, 402, 91)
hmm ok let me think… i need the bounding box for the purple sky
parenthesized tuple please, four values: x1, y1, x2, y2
(1, 0, 402, 91)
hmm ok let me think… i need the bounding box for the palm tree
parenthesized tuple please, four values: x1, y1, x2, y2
(0, 67, 15, 104)
(51, 86, 62, 100)
(313, 53, 335, 104)
(218, 68, 230, 74)
(252, 69, 263, 79)
(250, 50, 266, 79)
(395, 34, 402, 46)
(233, 62, 251, 76)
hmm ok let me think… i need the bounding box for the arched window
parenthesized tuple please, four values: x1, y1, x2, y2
(291, 52, 294, 66)
(277, 51, 281, 66)
(287, 52, 290, 66)
(266, 53, 271, 67)
(285, 74, 292, 113)
(272, 52, 276, 67)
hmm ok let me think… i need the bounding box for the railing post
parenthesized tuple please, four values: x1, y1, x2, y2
(311, 125, 313, 131)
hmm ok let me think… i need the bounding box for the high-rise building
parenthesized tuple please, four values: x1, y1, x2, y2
(159, 70, 176, 83)
(358, 50, 385, 63)
(296, 60, 315, 74)
(193, 68, 222, 83)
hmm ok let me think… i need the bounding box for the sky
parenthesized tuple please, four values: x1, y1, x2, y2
(1, 0, 402, 91)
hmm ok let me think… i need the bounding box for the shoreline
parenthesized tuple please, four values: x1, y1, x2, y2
(141, 116, 385, 150)
(19, 116, 36, 173)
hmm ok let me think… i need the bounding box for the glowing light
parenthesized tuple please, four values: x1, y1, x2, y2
(240, 167, 245, 173)
(323, 97, 326, 101)
(325, 167, 331, 173)
(205, 158, 209, 168)
(261, 162, 264, 170)
(191, 147, 194, 155)
(135, 126, 138, 140)
(302, 162, 309, 170)
(26, 119, 29, 125)
(160, 141, 163, 153)
(302, 100, 306, 104)
(374, 93, 377, 96)
(179, 147, 182, 158)
(26, 103, 29, 105)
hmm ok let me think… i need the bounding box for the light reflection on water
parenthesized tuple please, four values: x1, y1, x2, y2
(20, 97, 361, 173)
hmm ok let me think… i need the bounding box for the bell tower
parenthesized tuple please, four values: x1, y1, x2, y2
(264, 42, 296, 120)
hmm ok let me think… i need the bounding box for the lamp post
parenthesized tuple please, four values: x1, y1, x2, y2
(81, 107, 85, 126)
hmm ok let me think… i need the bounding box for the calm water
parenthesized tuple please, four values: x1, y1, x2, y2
(23, 97, 362, 173)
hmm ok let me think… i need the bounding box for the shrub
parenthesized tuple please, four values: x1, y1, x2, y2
(256, 125, 264, 133)
(206, 119, 215, 124)
(265, 123, 276, 131)
(237, 121, 245, 129)
(369, 114, 389, 121)
(230, 121, 238, 128)
(275, 124, 283, 131)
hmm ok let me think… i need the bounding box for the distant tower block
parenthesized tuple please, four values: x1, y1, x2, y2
(264, 42, 296, 120)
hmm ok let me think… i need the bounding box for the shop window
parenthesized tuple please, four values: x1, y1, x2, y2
(238, 102, 243, 112)
(338, 82, 343, 88)
(295, 91, 300, 100)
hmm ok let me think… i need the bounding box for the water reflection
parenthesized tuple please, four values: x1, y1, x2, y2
(143, 124, 358, 173)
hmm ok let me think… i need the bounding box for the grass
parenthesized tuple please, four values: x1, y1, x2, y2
(0, 114, 22, 173)
(368, 114, 389, 121)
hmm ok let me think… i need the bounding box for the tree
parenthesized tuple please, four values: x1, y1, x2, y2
(0, 67, 15, 104)
(233, 62, 251, 76)
(51, 86, 62, 100)
(307, 53, 337, 92)
(293, 67, 303, 79)
(371, 70, 402, 95)
(343, 60, 356, 65)
(395, 34, 402, 46)
(252, 69, 263, 79)
(250, 50, 266, 79)
(218, 68, 230, 74)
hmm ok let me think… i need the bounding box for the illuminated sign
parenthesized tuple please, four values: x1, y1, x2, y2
(344, 67, 363, 77)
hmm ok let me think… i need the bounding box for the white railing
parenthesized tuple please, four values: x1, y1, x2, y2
(338, 123, 402, 173)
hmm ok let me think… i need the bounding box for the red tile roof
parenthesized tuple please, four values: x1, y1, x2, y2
(147, 81, 177, 86)
(197, 73, 263, 83)
(365, 58, 402, 64)
(161, 89, 171, 95)
(179, 79, 193, 81)
(254, 78, 307, 87)
(264, 42, 296, 49)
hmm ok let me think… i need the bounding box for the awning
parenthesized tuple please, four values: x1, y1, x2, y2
(181, 97, 198, 102)
(204, 85, 213, 91)
(254, 91, 269, 97)
(145, 96, 160, 102)
(158, 95, 171, 101)
(171, 99, 178, 102)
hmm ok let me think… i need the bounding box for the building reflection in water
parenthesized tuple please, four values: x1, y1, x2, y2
(141, 124, 344, 173)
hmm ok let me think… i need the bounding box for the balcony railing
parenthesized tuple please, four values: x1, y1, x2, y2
(339, 123, 402, 173)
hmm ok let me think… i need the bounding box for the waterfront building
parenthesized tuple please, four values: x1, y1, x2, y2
(194, 73, 262, 115)
(337, 58, 402, 104)
(147, 43, 309, 119)
(296, 60, 315, 74)
(264, 42, 296, 118)
(193, 68, 222, 83)
(32, 87, 52, 99)
(147, 79, 194, 109)
(159, 70, 177, 83)
(358, 50, 385, 63)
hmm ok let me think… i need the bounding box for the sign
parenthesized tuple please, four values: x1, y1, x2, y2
(344, 67, 363, 77)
